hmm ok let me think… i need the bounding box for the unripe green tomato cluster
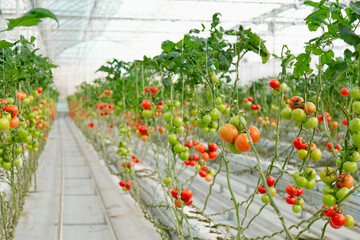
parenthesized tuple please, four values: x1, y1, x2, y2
(215, 96, 230, 115)
(281, 107, 318, 129)
(119, 125, 131, 136)
(195, 108, 220, 134)
(167, 134, 190, 161)
(117, 140, 131, 156)
(336, 150, 359, 173)
(293, 168, 317, 190)
(163, 112, 186, 133)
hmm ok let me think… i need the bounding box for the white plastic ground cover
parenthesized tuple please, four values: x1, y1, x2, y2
(91, 134, 234, 239)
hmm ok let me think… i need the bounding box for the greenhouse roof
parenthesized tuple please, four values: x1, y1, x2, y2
(0, 0, 351, 98)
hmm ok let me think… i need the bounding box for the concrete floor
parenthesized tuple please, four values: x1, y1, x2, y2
(14, 115, 161, 240)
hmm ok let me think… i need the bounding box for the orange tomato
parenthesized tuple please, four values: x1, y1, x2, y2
(248, 126, 260, 144)
(218, 124, 238, 143)
(304, 102, 316, 116)
(234, 133, 251, 152)
(10, 117, 19, 128)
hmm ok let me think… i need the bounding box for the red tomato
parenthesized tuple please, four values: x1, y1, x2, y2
(269, 79, 280, 89)
(285, 185, 297, 196)
(171, 189, 178, 198)
(199, 170, 207, 177)
(293, 137, 308, 150)
(266, 176, 275, 187)
(141, 100, 152, 110)
(119, 180, 125, 187)
(209, 151, 218, 159)
(150, 86, 158, 94)
(193, 154, 200, 161)
(202, 152, 209, 161)
(248, 97, 253, 102)
(144, 86, 149, 93)
(257, 185, 266, 194)
(243, 98, 248, 103)
(208, 143, 218, 152)
(193, 140, 199, 146)
(330, 214, 346, 228)
(285, 196, 297, 205)
(322, 205, 335, 217)
(342, 118, 348, 126)
(181, 189, 193, 201)
(340, 88, 350, 96)
(297, 188, 303, 196)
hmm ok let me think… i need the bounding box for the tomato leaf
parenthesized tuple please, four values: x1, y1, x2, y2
(350, 1, 360, 15)
(338, 24, 360, 46)
(0, 40, 14, 48)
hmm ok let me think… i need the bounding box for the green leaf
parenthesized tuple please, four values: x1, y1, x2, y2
(310, 15, 329, 25)
(0, 40, 14, 48)
(338, 24, 360, 46)
(350, 1, 360, 15)
(161, 40, 176, 53)
(6, 8, 58, 31)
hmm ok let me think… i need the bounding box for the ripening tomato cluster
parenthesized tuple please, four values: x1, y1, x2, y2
(194, 107, 220, 134)
(257, 176, 276, 203)
(194, 142, 218, 161)
(171, 189, 193, 208)
(218, 115, 260, 154)
(293, 137, 322, 162)
(268, 79, 287, 94)
(119, 179, 133, 191)
(285, 185, 304, 213)
(322, 205, 354, 229)
(144, 86, 159, 95)
(95, 102, 115, 116)
(135, 124, 154, 142)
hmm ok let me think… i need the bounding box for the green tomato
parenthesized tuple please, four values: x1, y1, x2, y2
(343, 161, 357, 173)
(217, 104, 227, 112)
(14, 158, 20, 166)
(173, 143, 184, 153)
(142, 110, 153, 118)
(292, 172, 300, 182)
(0, 118, 10, 131)
(211, 121, 218, 129)
(336, 187, 350, 201)
(272, 89, 280, 95)
(173, 100, 181, 108)
(351, 86, 360, 100)
(350, 151, 360, 162)
(15, 147, 22, 155)
(303, 117, 318, 129)
(229, 116, 246, 131)
(305, 179, 316, 190)
(164, 123, 172, 130)
(210, 108, 220, 121)
(349, 118, 360, 133)
(175, 126, 184, 133)
(203, 115, 212, 124)
(310, 149, 322, 161)
(163, 112, 172, 122)
(322, 185, 335, 195)
(209, 128, 216, 134)
(25, 144, 33, 151)
(352, 132, 360, 147)
(223, 107, 230, 115)
(22, 97, 31, 105)
(196, 118, 207, 128)
(297, 149, 308, 160)
(163, 177, 172, 185)
(345, 215, 355, 227)
(305, 168, 317, 180)
(191, 109, 197, 116)
(179, 151, 189, 161)
(279, 83, 287, 92)
(215, 97, 222, 105)
(320, 167, 337, 184)
(261, 195, 270, 204)
(291, 109, 306, 123)
(296, 198, 305, 207)
(353, 101, 360, 114)
(228, 142, 242, 154)
(6, 97, 14, 104)
(1, 161, 11, 170)
(173, 117, 183, 127)
(23, 135, 32, 143)
(295, 176, 308, 188)
(167, 134, 178, 145)
(280, 107, 292, 120)
(202, 127, 209, 133)
(210, 71, 219, 84)
(322, 194, 337, 207)
(292, 205, 302, 213)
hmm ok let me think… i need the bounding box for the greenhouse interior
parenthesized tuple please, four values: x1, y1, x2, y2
(1, 0, 360, 239)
